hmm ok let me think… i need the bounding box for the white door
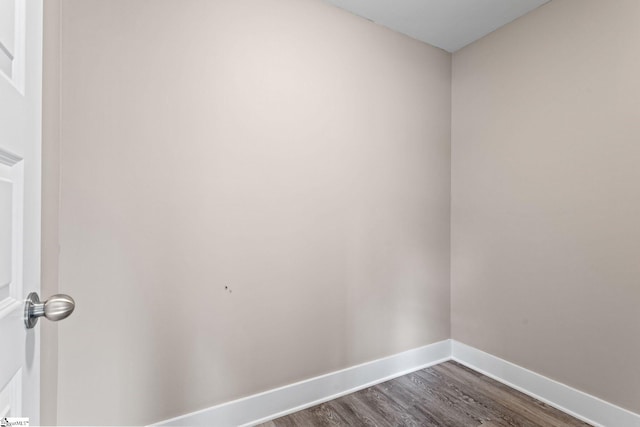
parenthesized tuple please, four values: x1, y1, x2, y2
(0, 0, 42, 423)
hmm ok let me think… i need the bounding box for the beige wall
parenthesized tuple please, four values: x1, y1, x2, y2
(452, 0, 640, 415)
(51, 0, 451, 424)
(41, 0, 61, 424)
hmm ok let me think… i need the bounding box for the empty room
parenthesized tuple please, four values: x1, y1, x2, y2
(1, 0, 639, 425)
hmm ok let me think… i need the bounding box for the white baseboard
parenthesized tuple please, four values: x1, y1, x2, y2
(154, 339, 640, 427)
(154, 339, 451, 427)
(451, 340, 640, 427)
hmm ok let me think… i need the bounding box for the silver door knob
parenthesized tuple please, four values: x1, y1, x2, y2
(24, 292, 75, 329)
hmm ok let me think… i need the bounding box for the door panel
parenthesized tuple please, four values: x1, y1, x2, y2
(0, 0, 25, 90)
(0, 156, 23, 314)
(0, 369, 21, 419)
(0, 0, 42, 423)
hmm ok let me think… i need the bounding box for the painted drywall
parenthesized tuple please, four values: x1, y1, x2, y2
(451, 0, 640, 415)
(52, 0, 451, 424)
(323, 0, 550, 52)
(41, 0, 61, 425)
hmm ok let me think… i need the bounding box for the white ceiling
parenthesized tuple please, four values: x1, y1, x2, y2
(323, 0, 550, 52)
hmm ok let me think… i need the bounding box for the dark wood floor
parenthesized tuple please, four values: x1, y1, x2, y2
(259, 361, 590, 427)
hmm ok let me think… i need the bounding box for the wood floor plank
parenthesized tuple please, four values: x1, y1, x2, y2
(433, 362, 587, 427)
(305, 402, 349, 426)
(415, 366, 540, 427)
(374, 375, 470, 427)
(330, 396, 388, 427)
(261, 361, 592, 427)
(352, 385, 420, 426)
(395, 373, 484, 426)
